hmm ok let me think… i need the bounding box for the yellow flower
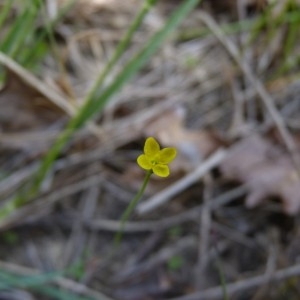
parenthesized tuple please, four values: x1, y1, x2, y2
(137, 137, 177, 177)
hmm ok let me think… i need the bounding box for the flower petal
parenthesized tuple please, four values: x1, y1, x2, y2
(153, 164, 170, 177)
(144, 137, 160, 157)
(157, 147, 177, 164)
(137, 154, 152, 170)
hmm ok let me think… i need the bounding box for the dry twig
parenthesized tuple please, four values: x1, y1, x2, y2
(137, 149, 227, 215)
(170, 263, 300, 300)
(198, 11, 300, 171)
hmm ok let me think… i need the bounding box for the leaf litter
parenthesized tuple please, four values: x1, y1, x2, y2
(2, 0, 300, 300)
(220, 134, 300, 215)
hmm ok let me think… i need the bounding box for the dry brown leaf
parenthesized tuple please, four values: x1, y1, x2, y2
(220, 135, 300, 215)
(0, 70, 64, 133)
(119, 107, 222, 195)
(144, 106, 223, 172)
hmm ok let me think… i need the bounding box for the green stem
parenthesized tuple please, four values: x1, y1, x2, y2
(85, 0, 157, 102)
(114, 170, 152, 246)
(213, 245, 228, 300)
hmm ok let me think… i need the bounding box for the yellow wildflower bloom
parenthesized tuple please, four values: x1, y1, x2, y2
(137, 137, 177, 177)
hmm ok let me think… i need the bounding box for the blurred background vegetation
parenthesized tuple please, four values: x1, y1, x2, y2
(1, 0, 300, 299)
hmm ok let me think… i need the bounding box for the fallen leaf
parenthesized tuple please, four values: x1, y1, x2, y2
(118, 106, 223, 197)
(144, 106, 223, 172)
(0, 70, 64, 133)
(220, 135, 300, 215)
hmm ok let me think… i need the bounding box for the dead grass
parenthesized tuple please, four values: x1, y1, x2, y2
(1, 0, 300, 299)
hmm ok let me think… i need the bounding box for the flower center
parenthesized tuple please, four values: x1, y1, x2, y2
(151, 159, 158, 165)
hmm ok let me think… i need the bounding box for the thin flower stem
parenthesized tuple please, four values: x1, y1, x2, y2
(114, 170, 152, 246)
(213, 244, 229, 300)
(218, 259, 228, 300)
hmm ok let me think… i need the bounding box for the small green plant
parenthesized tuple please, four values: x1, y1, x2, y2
(68, 259, 86, 282)
(167, 255, 184, 271)
(2, 231, 19, 245)
(114, 137, 177, 245)
(168, 226, 183, 239)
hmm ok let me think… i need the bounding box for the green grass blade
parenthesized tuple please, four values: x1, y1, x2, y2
(0, 270, 63, 289)
(20, 40, 49, 69)
(21, 0, 77, 68)
(78, 0, 201, 127)
(0, 270, 95, 300)
(38, 0, 201, 175)
(86, 0, 158, 102)
(0, 3, 38, 58)
(0, 0, 14, 30)
(36, 0, 201, 186)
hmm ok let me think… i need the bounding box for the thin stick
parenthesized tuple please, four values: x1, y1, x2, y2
(198, 11, 300, 171)
(137, 149, 227, 215)
(170, 263, 300, 300)
(196, 174, 212, 289)
(87, 186, 247, 233)
(0, 52, 75, 116)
